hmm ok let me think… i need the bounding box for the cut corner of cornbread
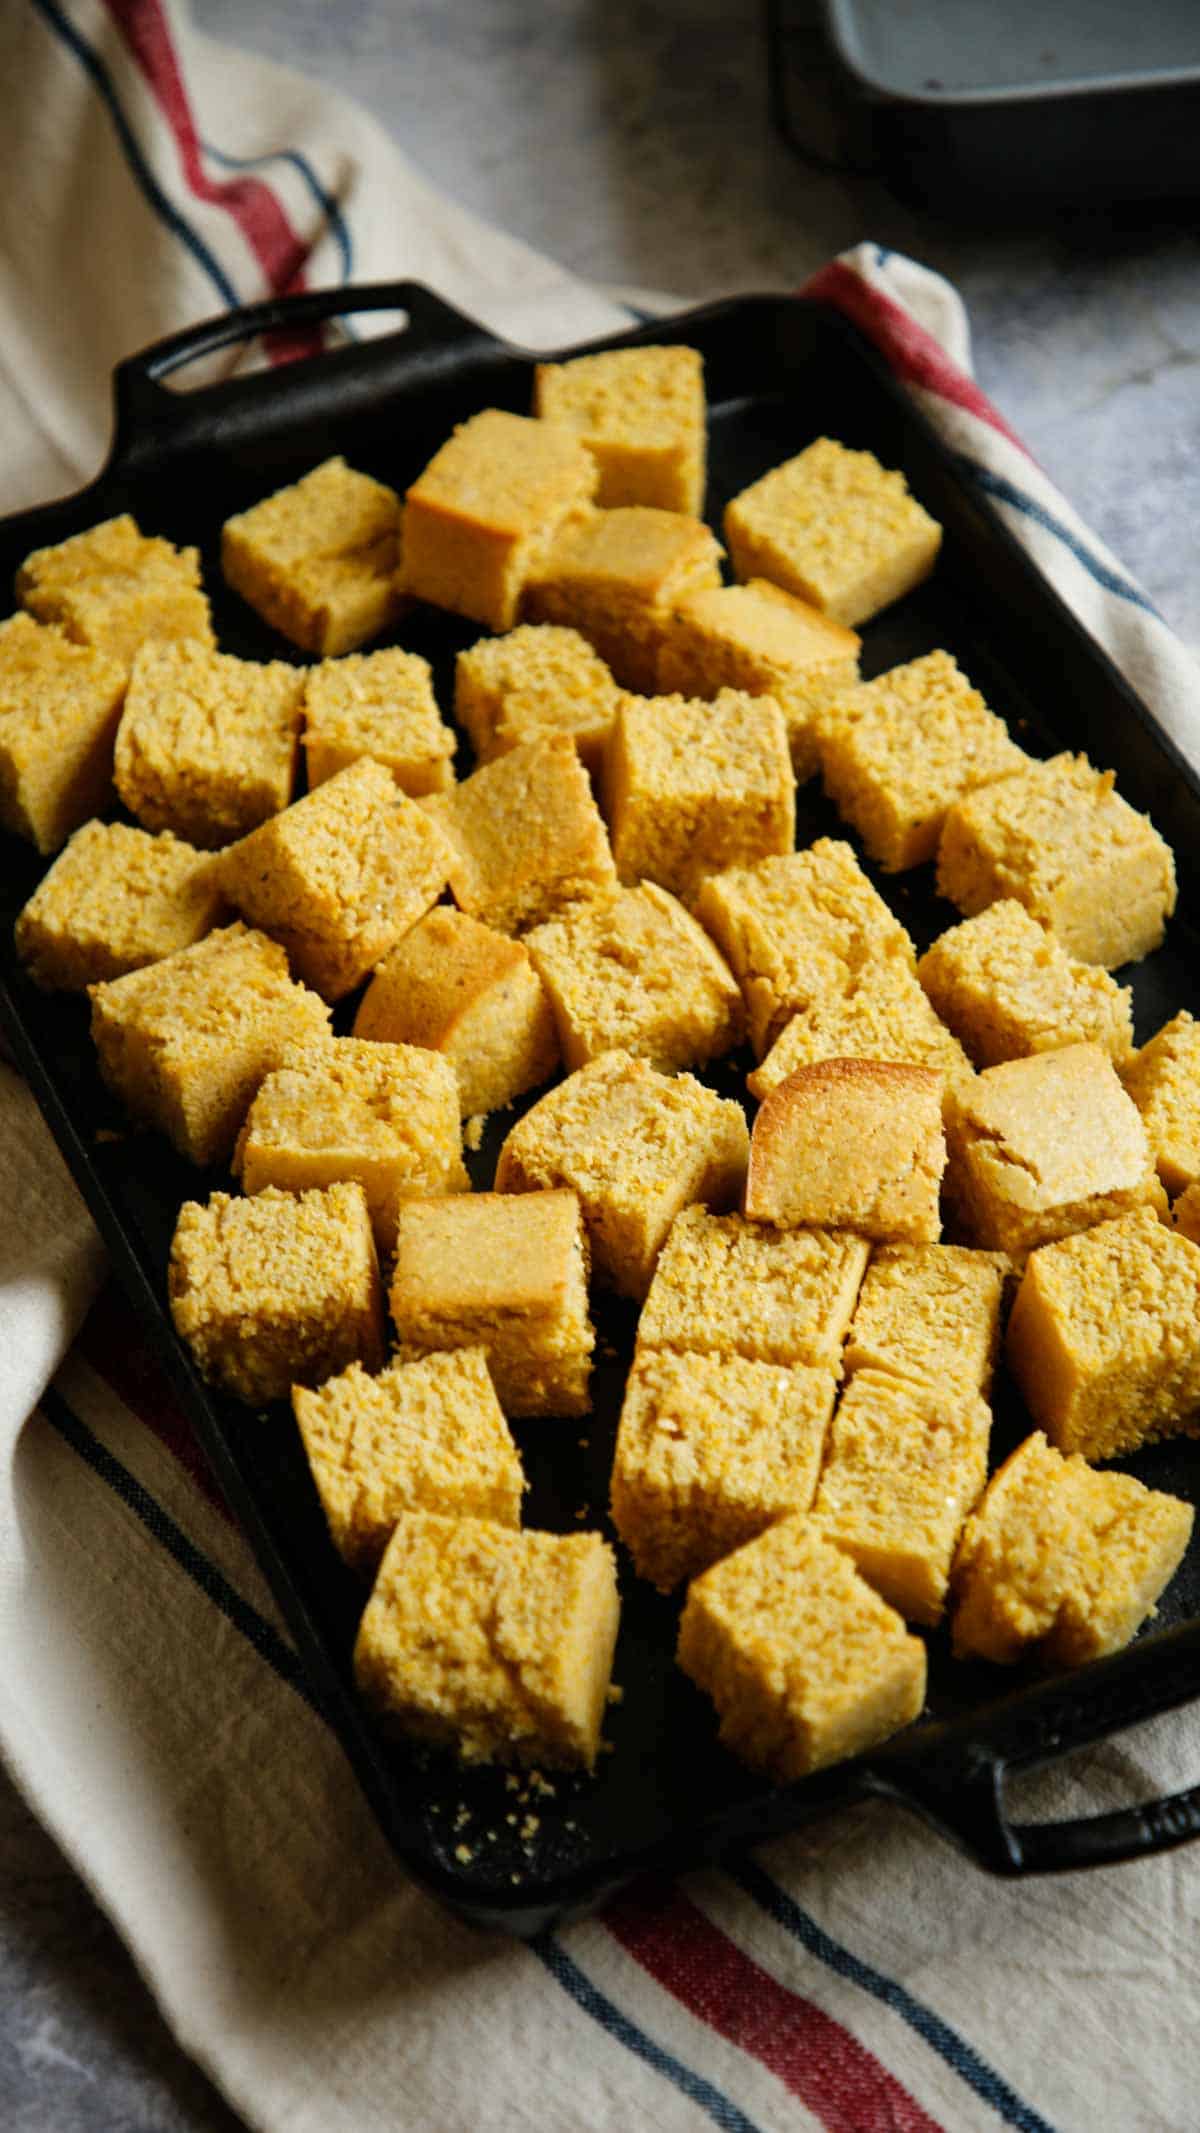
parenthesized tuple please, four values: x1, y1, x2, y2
(745, 1057, 945, 1243)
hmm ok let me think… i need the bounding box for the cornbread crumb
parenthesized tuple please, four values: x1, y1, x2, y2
(221, 456, 404, 655)
(747, 957, 973, 1104)
(656, 578, 860, 780)
(525, 504, 723, 693)
(605, 687, 795, 902)
(15, 821, 223, 990)
(0, 613, 126, 854)
(745, 1059, 945, 1243)
(534, 344, 706, 514)
(843, 1243, 1010, 1399)
(423, 733, 615, 937)
(17, 513, 213, 662)
(1121, 1012, 1200, 1195)
(303, 647, 456, 795)
(917, 900, 1134, 1068)
(1174, 1181, 1200, 1245)
(724, 437, 941, 628)
(638, 1204, 869, 1371)
(114, 639, 304, 849)
(454, 624, 620, 775)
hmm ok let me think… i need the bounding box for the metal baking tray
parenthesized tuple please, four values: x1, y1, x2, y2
(5, 281, 1200, 1937)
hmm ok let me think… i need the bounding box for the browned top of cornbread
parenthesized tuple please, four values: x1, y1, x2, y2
(745, 1057, 946, 1242)
(405, 409, 597, 536)
(390, 1188, 590, 1318)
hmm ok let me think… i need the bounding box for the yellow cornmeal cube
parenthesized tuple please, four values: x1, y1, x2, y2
(525, 882, 743, 1075)
(1121, 1012, 1200, 1195)
(724, 437, 942, 628)
(604, 688, 795, 903)
(747, 957, 973, 1105)
(454, 623, 621, 777)
(354, 1511, 620, 1771)
(638, 1205, 869, 1371)
(533, 343, 706, 515)
(354, 906, 559, 1119)
(221, 456, 404, 655)
(745, 1059, 945, 1244)
(655, 578, 861, 781)
(494, 1049, 749, 1299)
(401, 408, 597, 632)
(15, 821, 224, 990)
(917, 900, 1134, 1069)
(303, 648, 456, 796)
(233, 1036, 467, 1255)
(423, 732, 615, 937)
(677, 1515, 926, 1782)
(390, 1189, 594, 1418)
(611, 1348, 837, 1592)
(217, 758, 451, 1001)
(0, 614, 125, 853)
(937, 752, 1176, 969)
(524, 505, 723, 694)
(17, 513, 213, 663)
(169, 1181, 384, 1407)
(818, 651, 1027, 872)
(89, 922, 330, 1166)
(694, 838, 916, 1059)
(1005, 1208, 1200, 1460)
(114, 639, 304, 849)
(843, 1243, 1010, 1399)
(292, 1348, 523, 1576)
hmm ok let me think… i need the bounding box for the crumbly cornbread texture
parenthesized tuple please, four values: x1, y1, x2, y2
(937, 752, 1176, 968)
(169, 1180, 383, 1406)
(454, 623, 620, 776)
(638, 1205, 869, 1371)
(423, 732, 615, 937)
(303, 647, 456, 795)
(221, 456, 404, 655)
(723, 437, 942, 628)
(0, 613, 126, 853)
(747, 957, 973, 1104)
(655, 578, 861, 781)
(525, 504, 723, 693)
(917, 899, 1134, 1069)
(677, 1515, 926, 1781)
(534, 343, 706, 515)
(746, 1058, 945, 1242)
(843, 1242, 1010, 1399)
(15, 821, 224, 989)
(17, 513, 213, 663)
(353, 1511, 620, 1770)
(495, 1049, 749, 1299)
(114, 639, 304, 849)
(1121, 1012, 1200, 1196)
(605, 687, 795, 903)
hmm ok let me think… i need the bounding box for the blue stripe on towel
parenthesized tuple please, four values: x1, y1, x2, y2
(947, 450, 1159, 616)
(200, 136, 355, 285)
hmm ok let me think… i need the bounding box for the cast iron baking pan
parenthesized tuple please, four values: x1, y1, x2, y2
(4, 281, 1200, 1937)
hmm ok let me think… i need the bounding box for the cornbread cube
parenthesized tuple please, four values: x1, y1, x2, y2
(233, 1037, 467, 1255)
(694, 839, 916, 1059)
(354, 906, 559, 1119)
(0, 614, 125, 853)
(818, 651, 1027, 872)
(495, 1049, 749, 1299)
(1005, 1208, 1200, 1460)
(353, 1512, 620, 1770)
(943, 1044, 1164, 1262)
(724, 437, 942, 628)
(655, 578, 861, 780)
(917, 900, 1134, 1069)
(525, 505, 723, 693)
(747, 957, 973, 1105)
(221, 456, 404, 655)
(843, 1243, 1010, 1399)
(1121, 1012, 1200, 1195)
(15, 821, 223, 990)
(303, 648, 456, 795)
(89, 922, 330, 1165)
(217, 758, 451, 1001)
(389, 1190, 594, 1417)
(17, 514, 213, 662)
(168, 1181, 384, 1406)
(524, 882, 743, 1075)
(951, 1431, 1193, 1666)
(638, 1205, 869, 1371)
(605, 687, 795, 903)
(1174, 1182, 1200, 1246)
(114, 640, 304, 849)
(677, 1516, 926, 1781)
(422, 733, 615, 937)
(454, 623, 620, 775)
(293, 1348, 523, 1576)
(534, 343, 706, 515)
(401, 409, 597, 631)
(611, 1348, 837, 1592)
(745, 1059, 945, 1243)
(937, 752, 1176, 968)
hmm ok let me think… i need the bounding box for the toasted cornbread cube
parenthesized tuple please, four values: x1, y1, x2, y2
(724, 437, 942, 627)
(354, 1512, 619, 1770)
(114, 640, 304, 849)
(843, 1243, 1010, 1398)
(389, 1190, 594, 1417)
(656, 579, 861, 781)
(525, 505, 723, 693)
(745, 1059, 945, 1243)
(534, 343, 706, 515)
(694, 839, 916, 1059)
(747, 958, 973, 1104)
(303, 648, 456, 795)
(217, 758, 450, 1001)
(422, 733, 615, 937)
(677, 1516, 926, 1781)
(89, 923, 331, 1165)
(15, 821, 223, 989)
(169, 1181, 384, 1406)
(1005, 1208, 1200, 1460)
(638, 1205, 869, 1371)
(221, 456, 404, 655)
(17, 514, 213, 662)
(354, 906, 559, 1119)
(917, 900, 1134, 1069)
(1174, 1181, 1200, 1245)
(937, 753, 1176, 968)
(454, 623, 620, 775)
(525, 882, 743, 1075)
(0, 614, 125, 853)
(401, 409, 597, 631)
(293, 1348, 523, 1576)
(495, 1049, 749, 1298)
(1121, 1012, 1200, 1195)
(944, 1044, 1164, 1262)
(605, 688, 795, 902)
